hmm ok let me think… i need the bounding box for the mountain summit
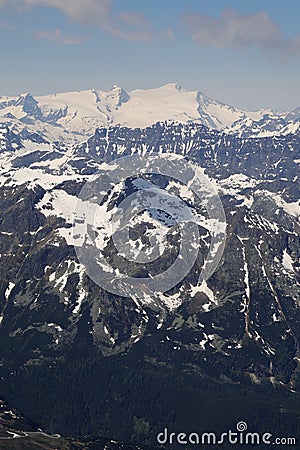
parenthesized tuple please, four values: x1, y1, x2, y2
(1, 83, 294, 142)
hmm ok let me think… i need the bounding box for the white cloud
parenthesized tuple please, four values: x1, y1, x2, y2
(118, 11, 148, 28)
(40, 0, 111, 25)
(0, 0, 156, 42)
(36, 28, 87, 45)
(184, 9, 300, 59)
(0, 0, 111, 24)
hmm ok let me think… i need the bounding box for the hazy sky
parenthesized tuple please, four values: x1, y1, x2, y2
(0, 0, 300, 110)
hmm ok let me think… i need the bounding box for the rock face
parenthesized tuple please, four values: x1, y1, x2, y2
(0, 119, 299, 445)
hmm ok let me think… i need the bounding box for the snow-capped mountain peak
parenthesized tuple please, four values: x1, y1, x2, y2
(0, 83, 299, 143)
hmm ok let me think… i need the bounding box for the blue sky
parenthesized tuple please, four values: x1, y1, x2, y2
(0, 0, 300, 110)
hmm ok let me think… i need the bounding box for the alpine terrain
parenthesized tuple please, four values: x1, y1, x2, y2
(0, 83, 299, 448)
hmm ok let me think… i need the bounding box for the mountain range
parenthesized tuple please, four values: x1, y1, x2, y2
(0, 84, 299, 448)
(1, 83, 300, 143)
